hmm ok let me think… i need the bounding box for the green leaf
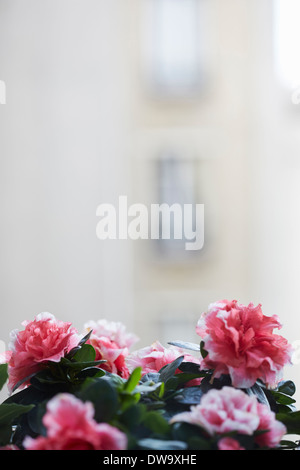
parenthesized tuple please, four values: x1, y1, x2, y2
(163, 376, 179, 393)
(79, 377, 119, 422)
(138, 438, 187, 450)
(119, 392, 141, 412)
(187, 436, 212, 450)
(77, 329, 93, 346)
(200, 341, 208, 359)
(124, 367, 142, 393)
(159, 356, 184, 384)
(0, 403, 34, 425)
(158, 382, 165, 399)
(140, 372, 160, 384)
(118, 402, 146, 432)
(60, 357, 105, 370)
(11, 371, 40, 393)
(174, 386, 204, 405)
(270, 391, 296, 406)
(3, 384, 49, 406)
(244, 382, 270, 407)
(276, 410, 300, 435)
(174, 372, 205, 387)
(104, 372, 126, 389)
(143, 411, 170, 435)
(0, 363, 8, 391)
(280, 440, 299, 449)
(178, 362, 202, 374)
(277, 403, 297, 414)
(27, 402, 47, 435)
(277, 380, 296, 397)
(75, 367, 105, 380)
(172, 422, 209, 449)
(72, 343, 96, 363)
(136, 381, 163, 394)
(32, 368, 66, 385)
(0, 427, 12, 447)
(168, 341, 200, 352)
(65, 330, 93, 359)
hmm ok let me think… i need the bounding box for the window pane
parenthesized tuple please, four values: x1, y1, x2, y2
(274, 0, 300, 88)
(143, 0, 203, 97)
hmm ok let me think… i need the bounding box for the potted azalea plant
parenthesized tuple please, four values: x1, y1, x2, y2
(0, 299, 299, 451)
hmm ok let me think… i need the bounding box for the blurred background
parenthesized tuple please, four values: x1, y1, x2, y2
(1, 0, 300, 401)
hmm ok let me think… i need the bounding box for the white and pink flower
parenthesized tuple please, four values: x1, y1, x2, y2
(196, 300, 293, 388)
(87, 335, 130, 379)
(171, 386, 286, 449)
(126, 340, 202, 386)
(23, 393, 127, 450)
(255, 400, 288, 448)
(127, 341, 182, 375)
(84, 319, 139, 350)
(84, 319, 139, 379)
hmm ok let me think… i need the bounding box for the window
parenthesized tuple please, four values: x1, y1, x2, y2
(142, 0, 204, 97)
(273, 0, 300, 89)
(154, 153, 199, 259)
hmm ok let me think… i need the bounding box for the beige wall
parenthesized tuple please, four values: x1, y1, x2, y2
(0, 0, 136, 341)
(1, 0, 300, 403)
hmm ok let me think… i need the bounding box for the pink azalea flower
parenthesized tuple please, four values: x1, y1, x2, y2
(5, 313, 81, 393)
(83, 319, 139, 379)
(87, 335, 130, 379)
(170, 386, 286, 448)
(196, 300, 293, 388)
(84, 319, 139, 350)
(171, 387, 260, 435)
(23, 393, 127, 450)
(126, 340, 202, 386)
(127, 341, 182, 375)
(256, 402, 287, 448)
(218, 437, 245, 450)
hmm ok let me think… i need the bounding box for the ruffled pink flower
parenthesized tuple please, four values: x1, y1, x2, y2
(256, 402, 287, 448)
(23, 393, 127, 450)
(84, 319, 139, 379)
(171, 387, 260, 435)
(127, 341, 181, 375)
(126, 341, 202, 386)
(218, 437, 245, 450)
(84, 319, 139, 350)
(196, 300, 293, 388)
(88, 335, 130, 379)
(6, 313, 81, 393)
(170, 386, 286, 448)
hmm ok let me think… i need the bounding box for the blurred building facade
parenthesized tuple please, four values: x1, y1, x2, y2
(0, 0, 300, 400)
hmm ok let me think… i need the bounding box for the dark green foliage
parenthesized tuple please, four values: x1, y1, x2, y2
(0, 331, 299, 450)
